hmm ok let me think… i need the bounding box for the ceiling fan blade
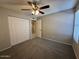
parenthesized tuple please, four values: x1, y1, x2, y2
(27, 1, 32, 6)
(33, 1, 37, 5)
(40, 5, 50, 9)
(21, 9, 31, 11)
(39, 11, 44, 14)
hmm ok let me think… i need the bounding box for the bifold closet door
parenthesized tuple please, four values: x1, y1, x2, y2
(8, 17, 30, 46)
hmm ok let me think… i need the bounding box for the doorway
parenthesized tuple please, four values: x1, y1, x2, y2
(32, 20, 36, 38)
(31, 20, 42, 38)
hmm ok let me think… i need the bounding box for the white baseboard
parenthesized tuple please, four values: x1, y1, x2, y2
(0, 39, 31, 52)
(0, 45, 12, 52)
(42, 37, 72, 46)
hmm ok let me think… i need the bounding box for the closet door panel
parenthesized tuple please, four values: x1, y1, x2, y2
(8, 17, 30, 45)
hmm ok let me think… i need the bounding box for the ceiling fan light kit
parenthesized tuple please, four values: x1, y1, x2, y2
(32, 10, 39, 15)
(21, 1, 50, 15)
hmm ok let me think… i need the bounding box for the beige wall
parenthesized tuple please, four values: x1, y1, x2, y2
(0, 7, 29, 51)
(41, 10, 74, 44)
(0, 9, 10, 51)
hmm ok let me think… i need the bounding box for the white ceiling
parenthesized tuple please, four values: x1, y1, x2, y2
(0, 0, 77, 17)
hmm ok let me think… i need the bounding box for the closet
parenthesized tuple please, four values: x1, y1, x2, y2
(8, 17, 30, 45)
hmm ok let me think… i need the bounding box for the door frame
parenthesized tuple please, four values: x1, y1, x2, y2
(30, 19, 42, 39)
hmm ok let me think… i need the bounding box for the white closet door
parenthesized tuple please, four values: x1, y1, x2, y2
(8, 17, 30, 46)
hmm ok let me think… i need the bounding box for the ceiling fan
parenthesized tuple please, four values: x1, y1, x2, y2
(21, 1, 50, 15)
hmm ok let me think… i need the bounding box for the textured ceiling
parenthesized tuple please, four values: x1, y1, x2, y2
(0, 0, 77, 17)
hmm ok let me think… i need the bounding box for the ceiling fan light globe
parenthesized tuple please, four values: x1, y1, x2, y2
(35, 10, 39, 15)
(32, 10, 35, 14)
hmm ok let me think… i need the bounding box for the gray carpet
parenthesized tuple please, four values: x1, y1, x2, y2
(0, 38, 76, 59)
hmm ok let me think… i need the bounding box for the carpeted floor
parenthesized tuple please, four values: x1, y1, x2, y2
(0, 38, 76, 59)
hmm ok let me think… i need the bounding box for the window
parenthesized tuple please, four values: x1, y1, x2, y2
(73, 10, 79, 44)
